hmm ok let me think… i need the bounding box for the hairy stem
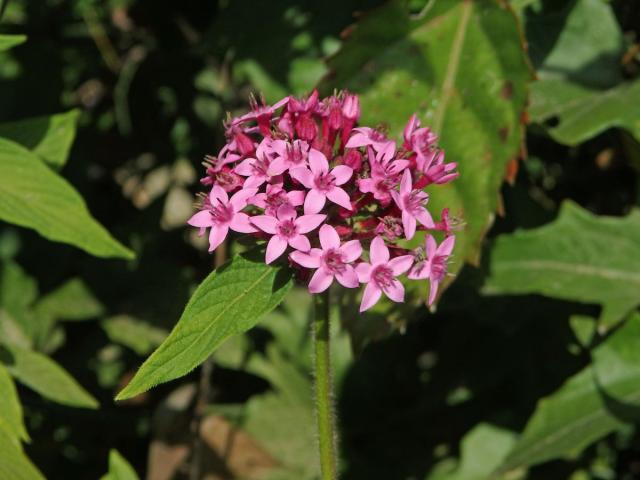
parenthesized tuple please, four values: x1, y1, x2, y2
(313, 289, 338, 480)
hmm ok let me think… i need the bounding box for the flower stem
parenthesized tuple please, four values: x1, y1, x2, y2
(313, 289, 338, 480)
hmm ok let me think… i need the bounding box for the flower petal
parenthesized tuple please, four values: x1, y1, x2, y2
(331, 165, 353, 186)
(326, 187, 352, 210)
(428, 278, 440, 306)
(402, 211, 416, 240)
(369, 236, 389, 264)
(388, 255, 414, 276)
(289, 234, 310, 252)
(210, 185, 229, 204)
(339, 240, 362, 263)
(287, 190, 305, 206)
(289, 167, 314, 189)
(355, 262, 372, 282)
(335, 265, 359, 289)
(438, 235, 456, 256)
(250, 215, 278, 234)
(234, 158, 255, 177)
(230, 212, 258, 233)
(290, 249, 322, 268)
(383, 279, 405, 303)
(304, 189, 326, 214)
(359, 282, 382, 312)
(308, 148, 329, 175)
(319, 224, 340, 250)
(400, 169, 412, 195)
(425, 234, 437, 258)
(230, 188, 258, 211)
(296, 214, 326, 234)
(415, 208, 434, 229)
(265, 236, 288, 264)
(208, 225, 228, 252)
(308, 268, 334, 294)
(408, 261, 429, 280)
(268, 157, 288, 176)
(188, 210, 212, 228)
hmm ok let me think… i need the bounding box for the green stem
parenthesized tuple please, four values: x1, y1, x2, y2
(313, 289, 338, 480)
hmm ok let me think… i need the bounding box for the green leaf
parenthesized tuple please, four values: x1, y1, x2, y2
(324, 0, 531, 279)
(1, 343, 99, 409)
(524, 0, 640, 144)
(115, 251, 294, 400)
(101, 315, 167, 355)
(0, 363, 28, 443)
(0, 424, 45, 480)
(34, 277, 104, 321)
(499, 313, 640, 472)
(0, 110, 81, 168)
(102, 450, 139, 480)
(426, 423, 515, 480)
(0, 138, 134, 259)
(0, 35, 26, 52)
(484, 201, 640, 330)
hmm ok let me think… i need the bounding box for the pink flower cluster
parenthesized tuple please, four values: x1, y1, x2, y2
(189, 91, 458, 311)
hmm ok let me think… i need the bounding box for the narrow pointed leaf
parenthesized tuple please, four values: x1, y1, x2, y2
(0, 363, 28, 443)
(0, 425, 44, 480)
(116, 251, 294, 400)
(102, 450, 140, 480)
(0, 138, 134, 259)
(0, 35, 26, 52)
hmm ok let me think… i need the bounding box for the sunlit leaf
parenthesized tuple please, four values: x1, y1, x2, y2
(0, 424, 44, 480)
(0, 138, 134, 259)
(116, 251, 294, 400)
(0, 363, 28, 444)
(101, 450, 140, 480)
(0, 35, 26, 52)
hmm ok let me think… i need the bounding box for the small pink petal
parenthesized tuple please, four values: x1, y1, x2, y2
(356, 262, 372, 282)
(308, 148, 329, 175)
(402, 211, 417, 240)
(331, 165, 353, 186)
(383, 279, 405, 303)
(388, 255, 414, 276)
(415, 208, 434, 229)
(428, 279, 440, 306)
(339, 240, 362, 263)
(335, 266, 359, 289)
(319, 224, 340, 250)
(438, 235, 456, 256)
(408, 261, 429, 280)
(266, 236, 288, 264)
(309, 268, 334, 293)
(250, 215, 278, 234)
(304, 189, 326, 214)
(250, 193, 267, 208)
(289, 234, 310, 252)
(400, 169, 412, 195)
(208, 225, 229, 252)
(296, 214, 326, 234)
(210, 185, 229, 204)
(369, 236, 389, 264)
(290, 167, 314, 189)
(326, 187, 352, 210)
(277, 204, 297, 221)
(425, 235, 437, 258)
(234, 159, 255, 176)
(188, 210, 212, 228)
(345, 132, 367, 149)
(230, 212, 257, 233)
(287, 190, 305, 206)
(268, 157, 288, 176)
(360, 283, 382, 312)
(230, 188, 258, 211)
(290, 249, 322, 268)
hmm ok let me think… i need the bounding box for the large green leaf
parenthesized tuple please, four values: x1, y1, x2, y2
(1, 343, 99, 409)
(324, 0, 531, 274)
(0, 35, 26, 52)
(0, 363, 28, 444)
(116, 251, 294, 400)
(484, 201, 640, 329)
(0, 138, 134, 259)
(498, 313, 640, 472)
(0, 110, 80, 168)
(0, 424, 45, 480)
(524, 0, 640, 144)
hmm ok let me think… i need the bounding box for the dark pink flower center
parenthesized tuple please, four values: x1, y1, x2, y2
(277, 219, 298, 238)
(285, 142, 307, 166)
(252, 158, 270, 177)
(372, 264, 394, 289)
(315, 172, 336, 192)
(209, 202, 234, 224)
(323, 248, 346, 274)
(265, 191, 289, 211)
(403, 190, 427, 215)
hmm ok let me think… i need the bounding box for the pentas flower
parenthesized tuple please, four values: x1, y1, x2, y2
(250, 205, 325, 264)
(409, 234, 455, 305)
(290, 225, 361, 293)
(188, 185, 257, 252)
(290, 149, 353, 214)
(188, 90, 459, 311)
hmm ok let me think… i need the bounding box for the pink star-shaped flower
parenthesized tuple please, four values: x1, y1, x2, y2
(408, 234, 455, 305)
(418, 149, 458, 185)
(290, 149, 353, 214)
(358, 146, 408, 204)
(355, 236, 414, 312)
(268, 139, 310, 175)
(290, 225, 362, 293)
(345, 127, 395, 157)
(235, 139, 278, 188)
(187, 185, 258, 252)
(391, 169, 434, 240)
(250, 183, 304, 216)
(250, 205, 326, 264)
